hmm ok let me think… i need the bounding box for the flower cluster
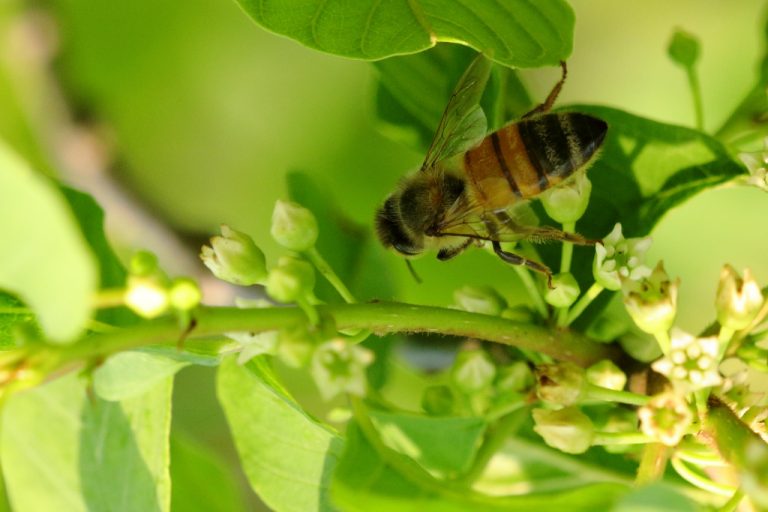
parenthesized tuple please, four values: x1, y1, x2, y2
(593, 223, 653, 291)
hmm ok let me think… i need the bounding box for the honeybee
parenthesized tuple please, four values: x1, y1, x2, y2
(374, 54, 607, 287)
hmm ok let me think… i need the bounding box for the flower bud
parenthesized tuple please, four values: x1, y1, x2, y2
(168, 277, 202, 311)
(638, 391, 693, 446)
(593, 223, 652, 291)
(497, 361, 534, 393)
(541, 172, 592, 223)
(716, 265, 763, 331)
(536, 361, 586, 406)
(651, 328, 722, 391)
(586, 359, 627, 391)
(532, 406, 595, 454)
(450, 349, 496, 395)
(271, 200, 318, 252)
(667, 29, 700, 69)
(200, 225, 267, 286)
(265, 256, 315, 304)
(453, 285, 505, 316)
(586, 313, 629, 343)
(124, 276, 169, 318)
(130, 250, 159, 277)
(544, 272, 580, 308)
(311, 339, 373, 400)
(421, 385, 455, 416)
(622, 261, 679, 334)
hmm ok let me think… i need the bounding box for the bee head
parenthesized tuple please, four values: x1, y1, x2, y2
(374, 194, 424, 256)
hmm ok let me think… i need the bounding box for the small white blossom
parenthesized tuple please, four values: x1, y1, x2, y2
(311, 339, 373, 400)
(738, 138, 768, 192)
(622, 261, 679, 334)
(716, 265, 764, 331)
(593, 223, 653, 291)
(652, 328, 723, 391)
(638, 391, 693, 446)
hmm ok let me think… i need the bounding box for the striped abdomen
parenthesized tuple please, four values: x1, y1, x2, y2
(462, 112, 608, 210)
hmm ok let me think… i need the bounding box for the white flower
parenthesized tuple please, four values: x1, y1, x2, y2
(738, 138, 768, 192)
(652, 328, 723, 391)
(311, 339, 374, 400)
(622, 261, 679, 334)
(593, 223, 652, 291)
(638, 391, 693, 446)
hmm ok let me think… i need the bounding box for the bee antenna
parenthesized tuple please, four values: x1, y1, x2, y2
(404, 259, 422, 284)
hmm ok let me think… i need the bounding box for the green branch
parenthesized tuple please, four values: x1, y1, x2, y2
(51, 302, 619, 371)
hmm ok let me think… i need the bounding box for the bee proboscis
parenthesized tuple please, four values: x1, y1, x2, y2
(374, 53, 608, 287)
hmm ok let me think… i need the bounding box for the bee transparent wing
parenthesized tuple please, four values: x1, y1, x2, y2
(421, 53, 492, 172)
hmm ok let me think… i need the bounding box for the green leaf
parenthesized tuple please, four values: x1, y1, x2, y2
(612, 484, 699, 512)
(331, 421, 629, 511)
(93, 351, 188, 401)
(170, 432, 248, 512)
(0, 141, 97, 342)
(0, 292, 25, 349)
(375, 45, 532, 153)
(235, 0, 574, 68)
(216, 356, 344, 512)
(2, 373, 173, 512)
(368, 409, 486, 476)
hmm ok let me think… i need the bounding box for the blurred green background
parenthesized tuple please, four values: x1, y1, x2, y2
(1, 0, 767, 509)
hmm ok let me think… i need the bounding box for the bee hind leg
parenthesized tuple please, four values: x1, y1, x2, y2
(492, 241, 554, 289)
(522, 61, 567, 119)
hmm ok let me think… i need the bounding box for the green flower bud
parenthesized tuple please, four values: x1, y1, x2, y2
(311, 339, 373, 400)
(130, 250, 159, 277)
(500, 305, 535, 323)
(271, 200, 318, 252)
(532, 406, 595, 454)
(266, 256, 315, 304)
(276, 324, 315, 368)
(638, 391, 692, 446)
(667, 29, 700, 68)
(593, 223, 652, 291)
(544, 272, 580, 308)
(450, 349, 496, 394)
(651, 328, 723, 391)
(716, 265, 763, 331)
(124, 276, 169, 318)
(586, 360, 627, 391)
(622, 261, 679, 334)
(496, 361, 534, 393)
(453, 285, 505, 316)
(536, 361, 586, 406)
(168, 277, 202, 311)
(541, 172, 592, 223)
(200, 225, 267, 286)
(421, 385, 455, 416)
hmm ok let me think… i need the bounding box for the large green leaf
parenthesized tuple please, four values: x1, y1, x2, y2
(1, 373, 173, 512)
(235, 0, 573, 68)
(94, 351, 189, 401)
(368, 408, 486, 476)
(216, 356, 344, 512)
(0, 141, 96, 342)
(331, 421, 628, 511)
(170, 432, 248, 512)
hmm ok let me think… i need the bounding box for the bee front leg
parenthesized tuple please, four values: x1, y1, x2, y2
(491, 241, 554, 289)
(522, 61, 567, 118)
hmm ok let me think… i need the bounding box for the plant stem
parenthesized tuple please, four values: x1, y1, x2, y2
(670, 456, 735, 496)
(93, 288, 125, 309)
(585, 383, 650, 406)
(564, 282, 604, 326)
(718, 489, 744, 512)
(304, 247, 356, 304)
(654, 330, 671, 355)
(592, 431, 653, 446)
(687, 68, 704, 131)
(49, 302, 620, 375)
(512, 266, 548, 319)
(560, 222, 575, 274)
(635, 443, 669, 486)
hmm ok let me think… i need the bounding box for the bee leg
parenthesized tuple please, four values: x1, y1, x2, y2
(492, 241, 554, 289)
(437, 239, 472, 261)
(522, 61, 567, 119)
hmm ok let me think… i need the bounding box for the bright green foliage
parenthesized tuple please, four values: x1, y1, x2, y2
(93, 351, 189, 401)
(612, 484, 699, 512)
(216, 356, 344, 512)
(2, 373, 172, 512)
(0, 142, 96, 342)
(235, 0, 574, 68)
(368, 408, 486, 475)
(170, 433, 248, 512)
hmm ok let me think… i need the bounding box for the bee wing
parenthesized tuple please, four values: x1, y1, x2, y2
(421, 53, 492, 172)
